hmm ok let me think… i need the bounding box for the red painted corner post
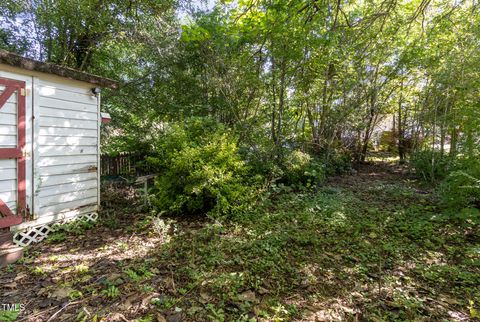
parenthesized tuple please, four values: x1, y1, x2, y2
(0, 78, 26, 229)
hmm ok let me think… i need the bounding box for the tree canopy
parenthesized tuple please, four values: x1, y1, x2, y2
(1, 0, 478, 163)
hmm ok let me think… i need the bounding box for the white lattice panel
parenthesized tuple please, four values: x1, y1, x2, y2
(13, 212, 98, 247)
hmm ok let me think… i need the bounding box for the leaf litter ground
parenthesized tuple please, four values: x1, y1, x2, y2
(1, 162, 479, 321)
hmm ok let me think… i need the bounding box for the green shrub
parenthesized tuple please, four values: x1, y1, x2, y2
(410, 150, 452, 182)
(238, 139, 281, 182)
(439, 157, 480, 208)
(282, 150, 325, 187)
(324, 153, 353, 176)
(147, 117, 250, 216)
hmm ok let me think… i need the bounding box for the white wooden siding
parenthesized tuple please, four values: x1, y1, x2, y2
(0, 85, 17, 148)
(0, 64, 101, 229)
(0, 152, 17, 213)
(0, 84, 18, 213)
(0, 69, 34, 222)
(36, 79, 99, 217)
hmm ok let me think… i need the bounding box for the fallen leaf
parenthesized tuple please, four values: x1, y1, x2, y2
(142, 293, 160, 307)
(38, 287, 49, 296)
(49, 287, 74, 300)
(38, 298, 56, 308)
(118, 300, 133, 311)
(118, 295, 139, 311)
(258, 287, 269, 295)
(60, 313, 74, 320)
(109, 312, 128, 321)
(441, 296, 460, 305)
(166, 312, 184, 322)
(4, 282, 17, 289)
(238, 290, 256, 302)
(199, 291, 211, 303)
(164, 276, 176, 292)
(112, 278, 125, 286)
(14, 272, 28, 281)
(2, 290, 18, 296)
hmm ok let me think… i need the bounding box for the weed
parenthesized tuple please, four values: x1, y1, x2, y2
(101, 285, 120, 299)
(0, 310, 19, 322)
(69, 290, 83, 300)
(206, 304, 225, 322)
(73, 264, 89, 274)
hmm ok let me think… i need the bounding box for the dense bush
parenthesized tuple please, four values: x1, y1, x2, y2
(411, 150, 480, 208)
(439, 158, 480, 208)
(238, 137, 281, 182)
(281, 150, 325, 187)
(323, 152, 353, 176)
(440, 171, 480, 208)
(147, 117, 250, 216)
(410, 150, 452, 182)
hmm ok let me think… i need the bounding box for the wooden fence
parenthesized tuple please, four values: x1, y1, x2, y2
(100, 153, 152, 177)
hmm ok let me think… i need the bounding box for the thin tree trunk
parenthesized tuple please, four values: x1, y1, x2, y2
(398, 80, 405, 163)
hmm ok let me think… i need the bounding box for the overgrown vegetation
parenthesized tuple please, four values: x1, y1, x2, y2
(2, 0, 479, 180)
(1, 0, 480, 320)
(2, 164, 479, 321)
(410, 151, 480, 209)
(146, 117, 252, 216)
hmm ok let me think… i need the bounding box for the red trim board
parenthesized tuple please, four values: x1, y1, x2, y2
(0, 77, 26, 228)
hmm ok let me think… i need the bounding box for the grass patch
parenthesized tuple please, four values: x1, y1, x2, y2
(2, 165, 479, 321)
(147, 180, 480, 320)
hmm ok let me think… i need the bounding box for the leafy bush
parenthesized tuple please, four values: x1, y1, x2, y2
(411, 151, 480, 208)
(439, 158, 480, 208)
(410, 150, 452, 182)
(147, 117, 250, 216)
(323, 152, 353, 176)
(281, 150, 325, 187)
(238, 138, 281, 182)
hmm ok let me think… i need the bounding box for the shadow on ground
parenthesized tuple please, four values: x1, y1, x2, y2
(1, 163, 479, 321)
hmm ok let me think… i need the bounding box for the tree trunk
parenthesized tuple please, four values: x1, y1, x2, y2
(397, 80, 406, 163)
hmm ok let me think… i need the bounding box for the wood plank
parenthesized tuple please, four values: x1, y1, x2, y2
(40, 187, 97, 206)
(0, 86, 15, 109)
(14, 204, 97, 230)
(5, 201, 16, 213)
(38, 145, 97, 157)
(38, 162, 96, 176)
(96, 93, 100, 208)
(0, 135, 17, 147)
(0, 89, 17, 104)
(0, 101, 18, 115)
(39, 179, 97, 198)
(38, 136, 97, 146)
(40, 106, 97, 120)
(0, 113, 17, 126)
(39, 127, 97, 137)
(40, 96, 97, 113)
(32, 76, 40, 218)
(0, 190, 16, 203)
(0, 168, 16, 181)
(39, 196, 98, 216)
(39, 80, 99, 98)
(0, 180, 16, 193)
(39, 172, 97, 187)
(0, 126, 16, 135)
(0, 159, 16, 169)
(40, 117, 97, 130)
(38, 155, 97, 167)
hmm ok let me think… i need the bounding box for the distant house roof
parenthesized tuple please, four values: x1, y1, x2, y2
(0, 49, 118, 89)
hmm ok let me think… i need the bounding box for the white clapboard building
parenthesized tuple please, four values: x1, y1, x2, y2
(0, 50, 116, 249)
